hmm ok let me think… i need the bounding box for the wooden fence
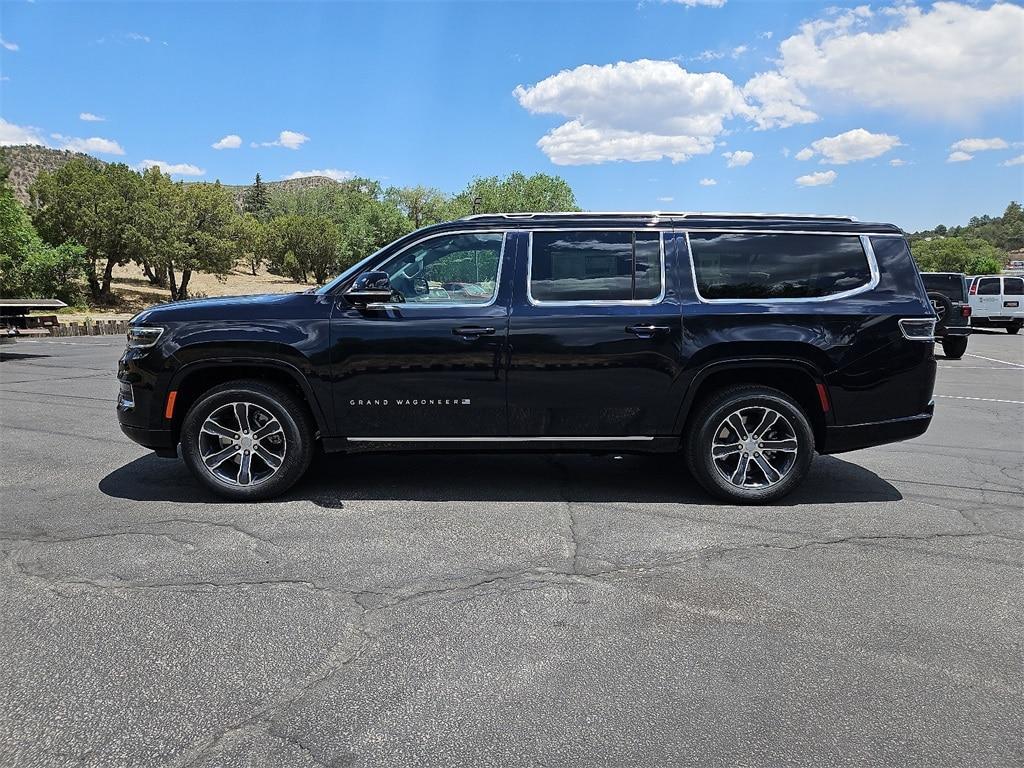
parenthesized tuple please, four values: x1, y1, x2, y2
(50, 319, 130, 337)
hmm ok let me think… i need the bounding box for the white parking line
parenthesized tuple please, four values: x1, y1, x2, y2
(964, 353, 1024, 368)
(936, 395, 1024, 405)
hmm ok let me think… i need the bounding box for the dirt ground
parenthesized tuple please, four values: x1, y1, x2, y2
(47, 264, 316, 322)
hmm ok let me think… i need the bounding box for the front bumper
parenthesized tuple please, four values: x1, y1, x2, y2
(821, 404, 933, 454)
(118, 422, 177, 456)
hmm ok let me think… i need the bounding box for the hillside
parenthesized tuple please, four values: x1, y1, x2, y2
(0, 145, 103, 205)
(0, 144, 342, 207)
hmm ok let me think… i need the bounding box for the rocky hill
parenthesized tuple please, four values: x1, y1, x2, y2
(0, 145, 103, 205)
(0, 144, 342, 207)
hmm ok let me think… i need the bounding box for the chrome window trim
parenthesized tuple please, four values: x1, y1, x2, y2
(526, 229, 668, 307)
(460, 211, 860, 222)
(684, 231, 881, 305)
(366, 230, 509, 310)
(345, 435, 656, 443)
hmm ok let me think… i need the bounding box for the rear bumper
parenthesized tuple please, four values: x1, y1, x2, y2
(939, 325, 971, 337)
(821, 404, 933, 454)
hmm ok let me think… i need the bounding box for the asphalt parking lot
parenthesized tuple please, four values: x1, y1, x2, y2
(1, 332, 1021, 768)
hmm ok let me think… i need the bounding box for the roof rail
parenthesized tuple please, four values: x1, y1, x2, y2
(458, 210, 858, 222)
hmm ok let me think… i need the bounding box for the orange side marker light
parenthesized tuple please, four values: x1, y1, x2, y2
(164, 390, 178, 420)
(815, 383, 831, 413)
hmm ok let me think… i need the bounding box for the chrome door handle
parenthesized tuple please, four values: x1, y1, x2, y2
(626, 324, 671, 338)
(453, 326, 496, 339)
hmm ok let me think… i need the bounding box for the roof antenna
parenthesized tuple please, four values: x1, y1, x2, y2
(472, 196, 482, 215)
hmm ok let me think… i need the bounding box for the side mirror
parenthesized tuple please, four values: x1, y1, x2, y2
(345, 271, 394, 305)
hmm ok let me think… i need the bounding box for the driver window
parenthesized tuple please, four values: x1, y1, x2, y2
(382, 232, 504, 304)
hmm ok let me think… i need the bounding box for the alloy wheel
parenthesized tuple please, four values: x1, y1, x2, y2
(198, 401, 287, 486)
(711, 406, 799, 489)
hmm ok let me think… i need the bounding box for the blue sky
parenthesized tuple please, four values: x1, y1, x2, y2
(0, 0, 1022, 231)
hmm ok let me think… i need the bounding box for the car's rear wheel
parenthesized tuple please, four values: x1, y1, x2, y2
(941, 336, 969, 359)
(181, 379, 314, 501)
(686, 385, 815, 504)
(1007, 322, 1021, 335)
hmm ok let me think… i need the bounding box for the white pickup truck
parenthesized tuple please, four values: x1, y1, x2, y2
(967, 275, 1024, 334)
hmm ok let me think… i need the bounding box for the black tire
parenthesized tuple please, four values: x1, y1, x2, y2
(685, 385, 815, 505)
(1007, 322, 1021, 335)
(941, 336, 969, 359)
(927, 291, 953, 331)
(180, 379, 314, 501)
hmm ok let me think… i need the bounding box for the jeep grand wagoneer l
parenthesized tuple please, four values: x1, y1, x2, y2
(117, 212, 937, 504)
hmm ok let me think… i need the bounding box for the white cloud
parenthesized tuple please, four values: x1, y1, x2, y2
(780, 147, 790, 158)
(79, 112, 105, 122)
(514, 59, 784, 165)
(694, 50, 724, 62)
(795, 128, 901, 165)
(699, 178, 718, 186)
(212, 133, 242, 150)
(889, 158, 907, 167)
(731, 45, 748, 58)
(0, 118, 46, 146)
(1003, 154, 1024, 167)
(53, 134, 125, 156)
(796, 170, 837, 187)
(949, 137, 1009, 153)
(775, 2, 1024, 118)
(946, 151, 973, 163)
(657, 196, 675, 202)
(282, 168, 356, 182)
(0, 36, 19, 51)
(723, 149, 753, 167)
(126, 32, 151, 43)
(741, 71, 817, 130)
(137, 159, 205, 176)
(660, 0, 727, 6)
(253, 130, 309, 150)
(759, 31, 773, 40)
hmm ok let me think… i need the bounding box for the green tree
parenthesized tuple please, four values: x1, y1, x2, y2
(384, 185, 449, 228)
(911, 237, 1005, 275)
(242, 173, 270, 221)
(171, 182, 237, 300)
(448, 171, 579, 217)
(232, 213, 266, 276)
(0, 179, 87, 305)
(30, 158, 143, 303)
(263, 213, 340, 284)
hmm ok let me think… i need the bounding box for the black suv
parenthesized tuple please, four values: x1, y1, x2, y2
(117, 212, 937, 504)
(920, 272, 971, 359)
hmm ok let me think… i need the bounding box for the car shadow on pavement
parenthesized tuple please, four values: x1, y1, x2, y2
(99, 451, 902, 506)
(0, 350, 51, 362)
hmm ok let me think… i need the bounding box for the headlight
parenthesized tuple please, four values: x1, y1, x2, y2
(126, 326, 165, 349)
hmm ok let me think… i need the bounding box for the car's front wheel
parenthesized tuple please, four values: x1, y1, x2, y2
(180, 379, 314, 501)
(1007, 321, 1021, 335)
(941, 336, 969, 359)
(686, 385, 815, 504)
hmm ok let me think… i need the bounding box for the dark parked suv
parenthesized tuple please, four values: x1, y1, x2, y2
(919, 272, 971, 359)
(117, 212, 937, 504)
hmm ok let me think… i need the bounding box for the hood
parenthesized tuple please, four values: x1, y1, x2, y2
(131, 292, 317, 324)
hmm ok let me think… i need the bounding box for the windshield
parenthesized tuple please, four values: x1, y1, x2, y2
(921, 273, 966, 301)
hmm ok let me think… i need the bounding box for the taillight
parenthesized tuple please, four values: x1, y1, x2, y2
(969, 281, 978, 295)
(961, 306, 972, 317)
(898, 318, 936, 340)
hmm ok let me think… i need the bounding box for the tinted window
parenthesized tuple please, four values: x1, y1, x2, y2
(530, 231, 662, 302)
(921, 273, 966, 301)
(689, 233, 870, 300)
(1005, 278, 1024, 296)
(382, 233, 503, 304)
(977, 277, 1000, 296)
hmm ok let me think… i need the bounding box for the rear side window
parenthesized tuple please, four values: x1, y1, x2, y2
(1004, 277, 1024, 296)
(921, 273, 966, 301)
(530, 231, 663, 303)
(977, 277, 1000, 295)
(689, 233, 871, 300)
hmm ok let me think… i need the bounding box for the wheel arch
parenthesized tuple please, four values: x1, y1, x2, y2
(167, 358, 329, 443)
(675, 357, 832, 450)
